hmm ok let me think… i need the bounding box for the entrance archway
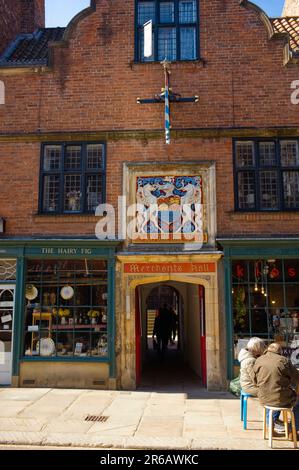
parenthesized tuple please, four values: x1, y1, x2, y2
(116, 253, 225, 391)
(135, 280, 207, 389)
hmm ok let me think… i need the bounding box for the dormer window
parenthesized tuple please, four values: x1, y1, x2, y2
(136, 1, 199, 62)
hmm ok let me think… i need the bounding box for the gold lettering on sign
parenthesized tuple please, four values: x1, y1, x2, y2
(58, 248, 78, 255)
(42, 248, 54, 254)
(124, 262, 216, 274)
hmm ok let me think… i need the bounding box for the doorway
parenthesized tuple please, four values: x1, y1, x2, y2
(136, 281, 206, 389)
(0, 285, 15, 385)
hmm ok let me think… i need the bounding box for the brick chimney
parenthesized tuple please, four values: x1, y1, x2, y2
(0, 0, 45, 55)
(283, 0, 299, 16)
(20, 0, 45, 34)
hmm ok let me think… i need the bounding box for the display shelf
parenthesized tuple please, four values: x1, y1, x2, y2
(27, 305, 108, 309)
(51, 324, 107, 331)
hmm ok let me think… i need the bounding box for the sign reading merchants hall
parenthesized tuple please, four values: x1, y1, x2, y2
(124, 262, 216, 274)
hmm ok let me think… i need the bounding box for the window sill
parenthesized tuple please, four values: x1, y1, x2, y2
(21, 356, 109, 363)
(33, 213, 99, 223)
(130, 59, 205, 70)
(230, 211, 299, 221)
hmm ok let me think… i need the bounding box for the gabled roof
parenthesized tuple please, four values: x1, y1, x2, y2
(1, 14, 299, 69)
(0, 28, 65, 67)
(272, 17, 299, 51)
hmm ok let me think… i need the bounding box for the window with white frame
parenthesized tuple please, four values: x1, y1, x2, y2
(136, 0, 199, 62)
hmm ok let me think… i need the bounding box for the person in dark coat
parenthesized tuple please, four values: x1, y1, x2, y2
(254, 342, 299, 436)
(169, 308, 178, 344)
(153, 304, 172, 359)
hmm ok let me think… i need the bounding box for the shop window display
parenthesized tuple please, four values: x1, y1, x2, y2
(23, 260, 108, 358)
(232, 259, 299, 366)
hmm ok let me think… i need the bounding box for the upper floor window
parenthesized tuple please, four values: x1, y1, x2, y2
(40, 143, 106, 214)
(136, 0, 199, 62)
(234, 139, 299, 211)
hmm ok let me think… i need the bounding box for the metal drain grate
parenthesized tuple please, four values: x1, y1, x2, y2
(85, 415, 109, 422)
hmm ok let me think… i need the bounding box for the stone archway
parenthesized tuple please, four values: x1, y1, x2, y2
(116, 262, 226, 391)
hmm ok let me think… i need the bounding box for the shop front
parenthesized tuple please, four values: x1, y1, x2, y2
(115, 253, 227, 391)
(0, 240, 118, 389)
(221, 239, 299, 380)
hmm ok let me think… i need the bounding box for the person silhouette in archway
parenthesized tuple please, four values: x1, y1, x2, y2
(153, 303, 172, 360)
(169, 306, 178, 345)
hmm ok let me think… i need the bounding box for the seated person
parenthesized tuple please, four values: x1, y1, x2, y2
(238, 337, 266, 396)
(254, 342, 299, 438)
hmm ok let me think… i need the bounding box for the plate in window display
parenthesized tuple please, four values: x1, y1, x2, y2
(36, 338, 56, 356)
(60, 285, 74, 300)
(25, 284, 38, 300)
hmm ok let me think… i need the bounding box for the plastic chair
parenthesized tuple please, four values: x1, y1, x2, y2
(240, 390, 253, 430)
(263, 405, 297, 449)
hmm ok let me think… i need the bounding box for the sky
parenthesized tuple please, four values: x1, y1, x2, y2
(46, 1, 286, 27)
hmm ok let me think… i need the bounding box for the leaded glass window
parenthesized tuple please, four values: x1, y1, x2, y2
(234, 139, 299, 211)
(136, 0, 199, 62)
(40, 143, 105, 214)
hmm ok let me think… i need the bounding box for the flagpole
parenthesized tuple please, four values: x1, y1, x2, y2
(161, 59, 171, 145)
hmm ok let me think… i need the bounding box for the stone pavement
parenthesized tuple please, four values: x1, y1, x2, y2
(0, 386, 297, 450)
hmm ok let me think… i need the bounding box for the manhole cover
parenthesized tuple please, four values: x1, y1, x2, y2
(85, 415, 109, 422)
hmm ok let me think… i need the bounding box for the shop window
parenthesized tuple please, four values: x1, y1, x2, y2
(40, 143, 105, 214)
(232, 259, 299, 366)
(234, 139, 299, 211)
(23, 260, 109, 359)
(136, 0, 199, 62)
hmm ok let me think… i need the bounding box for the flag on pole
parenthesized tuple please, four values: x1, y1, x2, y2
(164, 65, 171, 145)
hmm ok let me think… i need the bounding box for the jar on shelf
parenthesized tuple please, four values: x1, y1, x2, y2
(102, 312, 107, 323)
(291, 312, 299, 329)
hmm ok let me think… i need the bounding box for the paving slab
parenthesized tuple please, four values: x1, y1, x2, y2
(0, 388, 51, 401)
(19, 389, 83, 418)
(0, 418, 45, 432)
(44, 433, 126, 449)
(0, 401, 33, 417)
(103, 398, 146, 417)
(143, 403, 186, 417)
(190, 438, 269, 450)
(125, 437, 191, 450)
(43, 419, 95, 434)
(184, 412, 224, 426)
(0, 431, 46, 446)
(87, 416, 140, 436)
(61, 396, 113, 418)
(135, 416, 183, 437)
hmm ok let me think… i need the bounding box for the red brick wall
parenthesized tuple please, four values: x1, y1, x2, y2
(0, 0, 299, 239)
(0, 0, 45, 54)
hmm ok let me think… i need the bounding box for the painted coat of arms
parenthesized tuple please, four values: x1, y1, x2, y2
(135, 176, 203, 242)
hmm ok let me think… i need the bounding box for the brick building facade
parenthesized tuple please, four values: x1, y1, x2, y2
(0, 0, 299, 390)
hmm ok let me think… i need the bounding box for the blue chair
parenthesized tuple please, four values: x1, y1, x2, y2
(240, 390, 253, 430)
